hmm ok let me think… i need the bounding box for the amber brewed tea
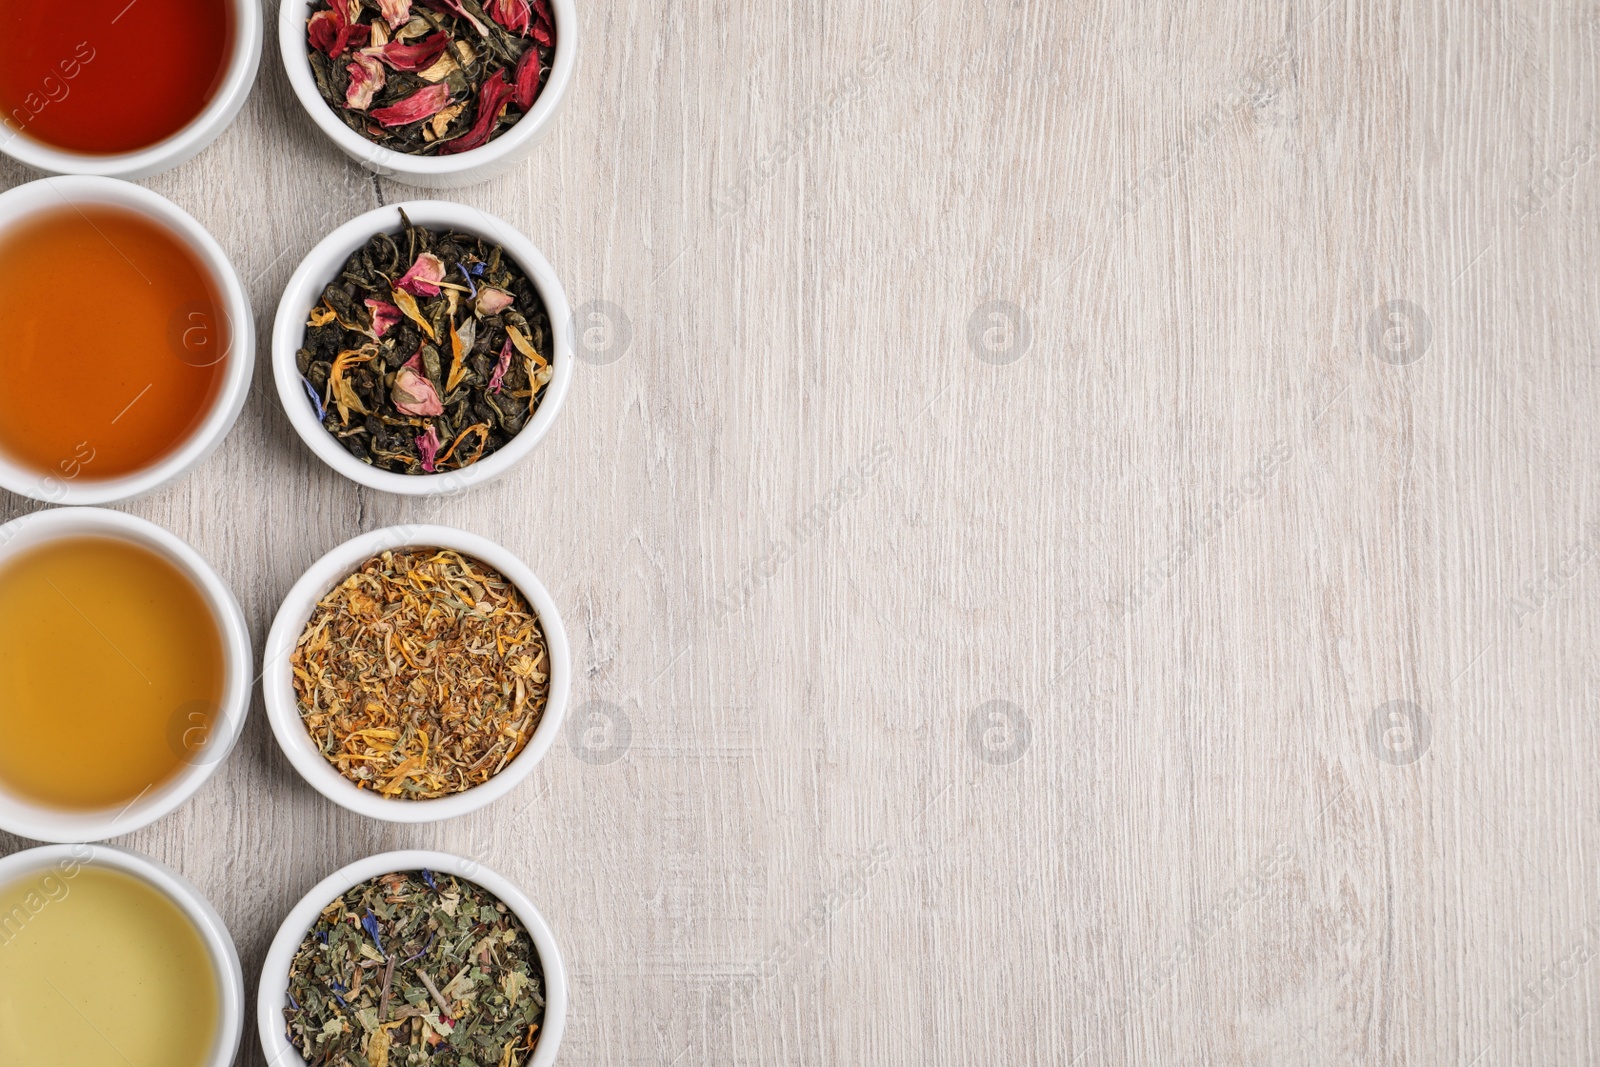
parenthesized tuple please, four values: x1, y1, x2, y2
(0, 204, 228, 481)
(0, 535, 225, 810)
(0, 0, 233, 154)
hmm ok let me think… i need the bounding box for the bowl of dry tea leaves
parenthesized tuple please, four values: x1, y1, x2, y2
(257, 849, 567, 1067)
(263, 524, 570, 822)
(273, 202, 572, 496)
(279, 0, 577, 187)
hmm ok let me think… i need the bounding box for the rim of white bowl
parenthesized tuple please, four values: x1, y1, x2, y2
(271, 200, 572, 496)
(262, 524, 569, 822)
(0, 0, 262, 179)
(0, 177, 256, 505)
(277, 0, 577, 179)
(0, 507, 254, 843)
(0, 842, 246, 1067)
(257, 849, 567, 1067)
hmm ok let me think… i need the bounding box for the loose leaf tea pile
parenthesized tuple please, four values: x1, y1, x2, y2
(297, 209, 553, 475)
(284, 870, 546, 1067)
(305, 0, 555, 154)
(291, 548, 550, 798)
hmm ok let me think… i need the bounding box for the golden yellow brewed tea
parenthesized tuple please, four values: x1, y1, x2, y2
(0, 535, 225, 809)
(0, 864, 219, 1066)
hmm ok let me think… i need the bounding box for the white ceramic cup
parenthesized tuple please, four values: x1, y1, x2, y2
(0, 843, 246, 1067)
(0, 507, 254, 843)
(262, 524, 569, 822)
(278, 0, 576, 188)
(0, 0, 261, 180)
(0, 176, 256, 505)
(257, 849, 566, 1067)
(272, 200, 572, 497)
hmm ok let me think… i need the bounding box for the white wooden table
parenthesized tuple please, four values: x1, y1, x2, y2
(3, 1, 1599, 1063)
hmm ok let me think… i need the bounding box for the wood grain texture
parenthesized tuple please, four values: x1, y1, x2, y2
(2, 0, 1599, 1063)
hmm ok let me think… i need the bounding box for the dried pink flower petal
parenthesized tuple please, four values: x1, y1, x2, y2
(438, 69, 512, 155)
(377, 0, 411, 29)
(368, 83, 451, 127)
(372, 31, 450, 71)
(364, 298, 402, 337)
(345, 53, 386, 109)
(396, 252, 447, 296)
(488, 337, 513, 393)
(474, 286, 514, 317)
(511, 40, 542, 110)
(392, 352, 444, 416)
(415, 424, 443, 472)
(485, 0, 530, 35)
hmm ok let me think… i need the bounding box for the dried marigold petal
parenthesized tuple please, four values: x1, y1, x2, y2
(437, 69, 512, 155)
(369, 83, 451, 127)
(345, 53, 386, 109)
(511, 43, 542, 111)
(396, 251, 446, 296)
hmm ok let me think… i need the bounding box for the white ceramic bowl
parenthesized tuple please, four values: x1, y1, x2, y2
(0, 0, 261, 180)
(263, 524, 569, 822)
(0, 177, 256, 505)
(258, 849, 566, 1067)
(0, 843, 245, 1067)
(278, 0, 576, 188)
(0, 507, 254, 843)
(272, 200, 572, 496)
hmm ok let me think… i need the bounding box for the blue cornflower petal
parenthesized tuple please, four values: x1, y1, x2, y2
(301, 377, 326, 420)
(362, 910, 386, 957)
(421, 869, 437, 891)
(458, 264, 477, 298)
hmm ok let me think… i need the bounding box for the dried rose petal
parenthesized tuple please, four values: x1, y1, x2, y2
(474, 285, 514, 317)
(368, 83, 452, 127)
(511, 42, 542, 110)
(488, 337, 513, 393)
(415, 424, 443, 472)
(345, 54, 386, 109)
(419, 0, 490, 35)
(393, 352, 444, 416)
(364, 298, 402, 337)
(377, 0, 412, 29)
(396, 252, 446, 296)
(437, 69, 512, 155)
(485, 0, 530, 35)
(374, 31, 450, 71)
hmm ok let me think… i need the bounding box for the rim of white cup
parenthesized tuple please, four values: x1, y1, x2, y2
(262, 524, 569, 822)
(277, 0, 577, 180)
(271, 200, 572, 496)
(0, 507, 254, 843)
(0, 176, 256, 505)
(0, 842, 246, 1067)
(257, 849, 567, 1067)
(0, 0, 262, 179)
